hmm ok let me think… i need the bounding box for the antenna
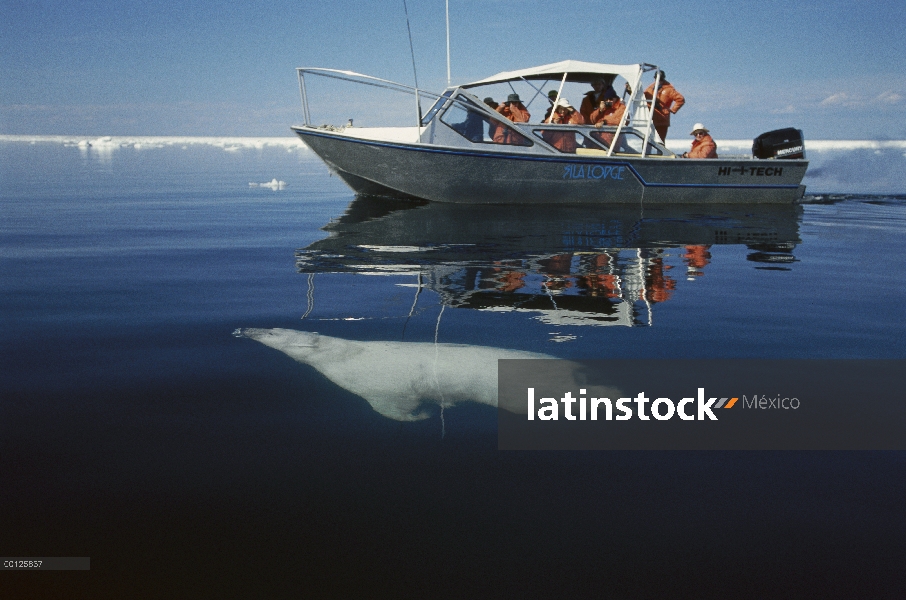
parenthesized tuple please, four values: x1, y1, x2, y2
(402, 0, 419, 90)
(446, 0, 451, 87)
(402, 0, 422, 129)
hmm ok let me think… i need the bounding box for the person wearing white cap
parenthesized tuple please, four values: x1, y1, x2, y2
(544, 98, 584, 124)
(541, 98, 586, 153)
(681, 123, 718, 158)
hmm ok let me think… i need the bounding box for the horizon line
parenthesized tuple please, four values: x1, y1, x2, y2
(2, 134, 906, 152)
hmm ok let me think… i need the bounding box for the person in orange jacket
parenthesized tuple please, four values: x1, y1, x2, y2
(589, 97, 627, 147)
(494, 93, 530, 144)
(682, 124, 718, 158)
(483, 97, 502, 143)
(644, 70, 685, 141)
(542, 98, 585, 153)
(579, 77, 619, 123)
(542, 89, 559, 122)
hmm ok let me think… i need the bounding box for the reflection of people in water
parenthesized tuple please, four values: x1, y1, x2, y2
(643, 251, 676, 303)
(489, 261, 527, 292)
(576, 254, 621, 298)
(539, 254, 575, 291)
(577, 273, 620, 298)
(496, 271, 526, 293)
(683, 245, 712, 278)
(467, 250, 687, 302)
(461, 264, 527, 293)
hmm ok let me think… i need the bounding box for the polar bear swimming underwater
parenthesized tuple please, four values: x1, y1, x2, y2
(237, 328, 564, 421)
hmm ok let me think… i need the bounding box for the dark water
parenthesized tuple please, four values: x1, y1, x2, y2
(2, 142, 905, 598)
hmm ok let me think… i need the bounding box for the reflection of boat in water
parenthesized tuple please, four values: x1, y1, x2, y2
(292, 61, 808, 204)
(296, 199, 801, 327)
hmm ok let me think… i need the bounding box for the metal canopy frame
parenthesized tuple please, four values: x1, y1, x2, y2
(295, 62, 666, 157)
(296, 67, 537, 143)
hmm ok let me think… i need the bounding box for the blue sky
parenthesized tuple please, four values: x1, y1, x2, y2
(2, 0, 904, 139)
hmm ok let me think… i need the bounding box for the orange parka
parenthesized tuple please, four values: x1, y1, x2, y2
(644, 81, 685, 140)
(687, 134, 718, 158)
(541, 109, 585, 153)
(589, 98, 626, 127)
(493, 102, 531, 144)
(579, 86, 618, 123)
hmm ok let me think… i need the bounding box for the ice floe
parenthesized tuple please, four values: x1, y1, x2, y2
(0, 135, 308, 153)
(249, 178, 287, 190)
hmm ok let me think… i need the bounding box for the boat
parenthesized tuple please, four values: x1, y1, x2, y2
(291, 60, 808, 204)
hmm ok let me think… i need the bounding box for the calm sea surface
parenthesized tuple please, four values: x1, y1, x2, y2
(2, 140, 905, 598)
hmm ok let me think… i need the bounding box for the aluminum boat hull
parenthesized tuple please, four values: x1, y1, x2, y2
(293, 125, 807, 204)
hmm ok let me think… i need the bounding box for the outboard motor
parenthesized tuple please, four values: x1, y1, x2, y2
(752, 128, 805, 159)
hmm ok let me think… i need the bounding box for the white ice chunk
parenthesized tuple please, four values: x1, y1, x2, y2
(0, 135, 309, 153)
(251, 178, 286, 190)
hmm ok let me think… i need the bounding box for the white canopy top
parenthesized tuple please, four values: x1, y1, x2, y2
(460, 60, 648, 88)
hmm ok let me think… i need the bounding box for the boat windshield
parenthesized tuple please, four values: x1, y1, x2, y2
(421, 90, 454, 126)
(439, 97, 533, 147)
